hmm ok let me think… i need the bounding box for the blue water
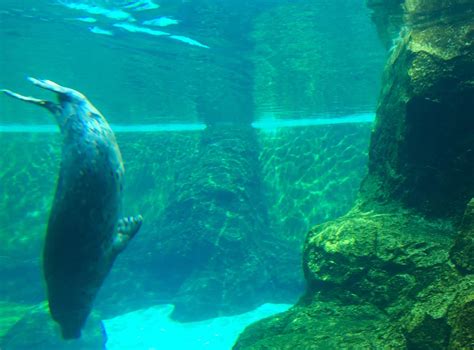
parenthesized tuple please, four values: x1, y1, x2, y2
(0, 113, 375, 133)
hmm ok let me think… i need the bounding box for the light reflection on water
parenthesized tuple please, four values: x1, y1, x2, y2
(0, 112, 375, 133)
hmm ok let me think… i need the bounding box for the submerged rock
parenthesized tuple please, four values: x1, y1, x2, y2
(141, 125, 300, 321)
(304, 208, 456, 310)
(402, 275, 474, 349)
(234, 0, 474, 348)
(360, 8, 474, 218)
(451, 198, 474, 274)
(234, 296, 405, 349)
(0, 302, 105, 350)
(0, 302, 33, 341)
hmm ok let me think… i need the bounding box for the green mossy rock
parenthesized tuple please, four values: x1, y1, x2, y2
(403, 275, 474, 349)
(447, 277, 474, 349)
(130, 125, 303, 321)
(234, 296, 405, 350)
(235, 204, 472, 349)
(451, 199, 474, 274)
(0, 302, 105, 350)
(234, 0, 474, 348)
(0, 302, 33, 341)
(360, 2, 474, 218)
(304, 207, 456, 310)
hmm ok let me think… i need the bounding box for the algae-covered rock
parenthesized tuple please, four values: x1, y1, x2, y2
(447, 276, 474, 349)
(234, 0, 474, 349)
(0, 302, 34, 341)
(234, 204, 471, 349)
(141, 125, 300, 321)
(304, 207, 456, 310)
(404, 0, 474, 17)
(451, 198, 474, 274)
(1, 302, 105, 350)
(360, 1, 474, 218)
(403, 275, 474, 349)
(234, 296, 405, 350)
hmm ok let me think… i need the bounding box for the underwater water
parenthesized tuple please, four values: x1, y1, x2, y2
(0, 0, 390, 349)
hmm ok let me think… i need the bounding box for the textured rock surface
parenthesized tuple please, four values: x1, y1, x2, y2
(360, 0, 474, 218)
(0, 302, 33, 341)
(0, 302, 105, 350)
(234, 295, 405, 350)
(144, 125, 280, 321)
(234, 206, 465, 349)
(304, 208, 456, 310)
(403, 275, 474, 349)
(234, 0, 474, 348)
(451, 199, 474, 274)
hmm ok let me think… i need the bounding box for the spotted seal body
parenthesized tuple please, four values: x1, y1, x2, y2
(2, 78, 143, 339)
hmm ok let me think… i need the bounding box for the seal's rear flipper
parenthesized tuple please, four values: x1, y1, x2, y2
(28, 77, 75, 95)
(113, 215, 143, 253)
(1, 89, 58, 114)
(28, 77, 98, 115)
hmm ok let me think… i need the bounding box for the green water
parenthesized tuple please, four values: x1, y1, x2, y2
(0, 0, 385, 125)
(0, 0, 387, 349)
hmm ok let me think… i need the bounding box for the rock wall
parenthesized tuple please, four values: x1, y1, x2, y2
(100, 123, 372, 321)
(134, 125, 286, 321)
(361, 0, 474, 218)
(234, 1, 474, 348)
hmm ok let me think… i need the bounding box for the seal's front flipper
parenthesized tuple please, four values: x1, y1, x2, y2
(1, 89, 58, 114)
(113, 215, 143, 253)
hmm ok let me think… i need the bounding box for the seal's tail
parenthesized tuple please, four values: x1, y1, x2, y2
(28, 77, 76, 95)
(1, 88, 58, 114)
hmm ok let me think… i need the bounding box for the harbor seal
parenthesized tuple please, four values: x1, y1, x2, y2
(2, 78, 143, 339)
